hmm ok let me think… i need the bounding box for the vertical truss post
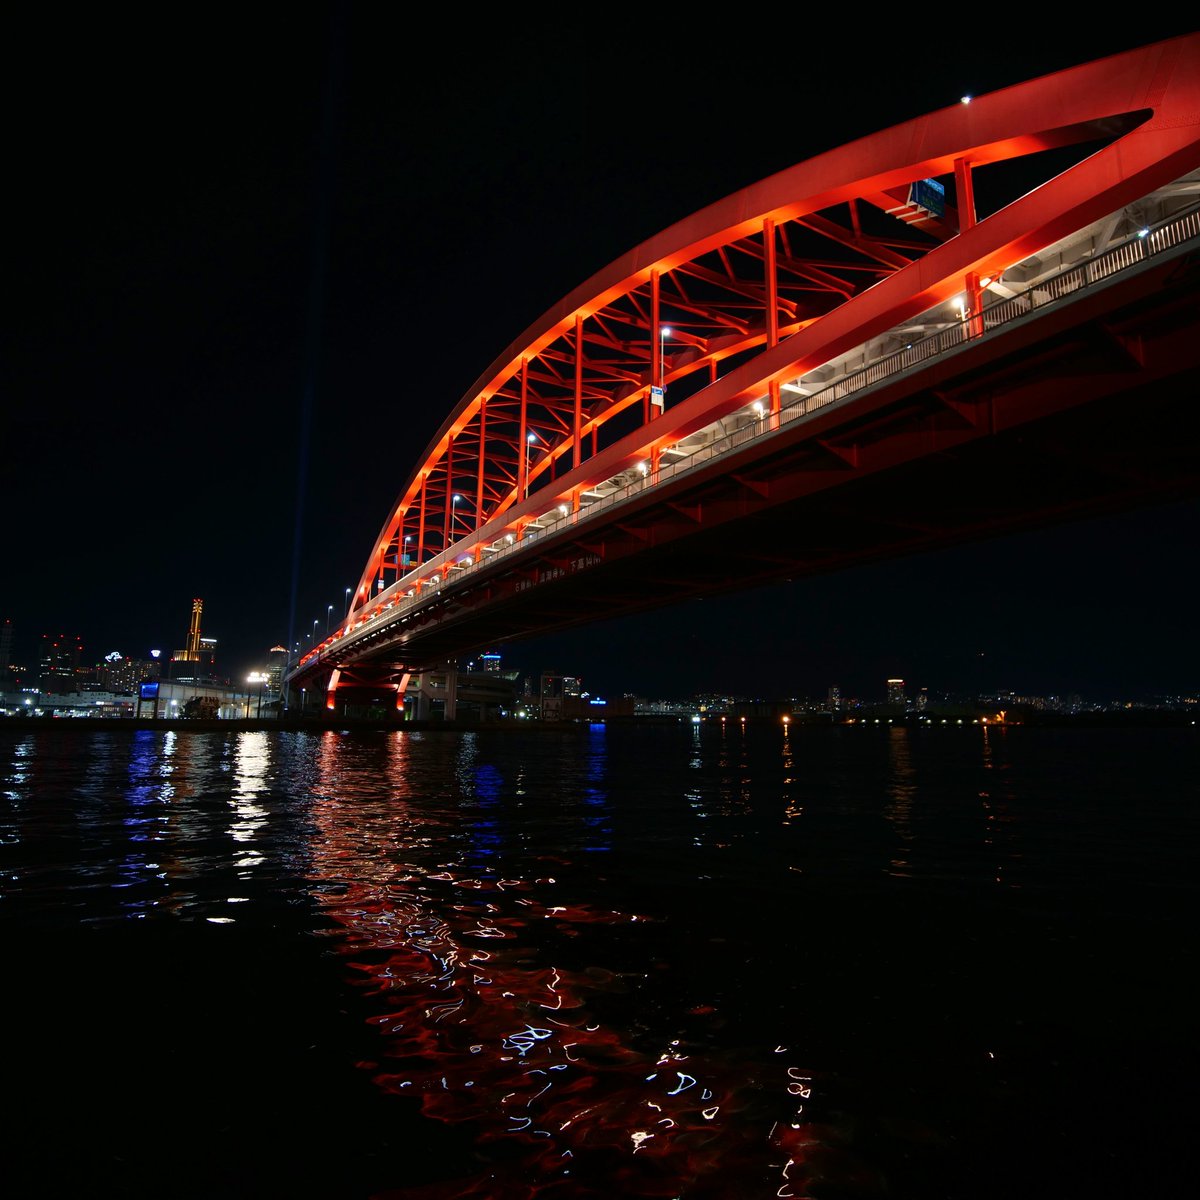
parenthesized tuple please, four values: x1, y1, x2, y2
(955, 156, 984, 338)
(573, 314, 583, 468)
(518, 358, 529, 499)
(474, 397, 487, 560)
(416, 475, 428, 589)
(765, 217, 781, 417)
(648, 270, 660, 424)
(442, 434, 454, 549)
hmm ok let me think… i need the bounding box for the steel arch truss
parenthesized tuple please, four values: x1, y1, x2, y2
(336, 34, 1200, 649)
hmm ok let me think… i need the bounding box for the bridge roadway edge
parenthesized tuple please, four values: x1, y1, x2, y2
(293, 241, 1199, 692)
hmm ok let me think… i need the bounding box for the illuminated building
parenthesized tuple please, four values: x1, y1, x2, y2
(886, 678, 906, 706)
(265, 645, 289, 695)
(169, 599, 219, 683)
(464, 650, 503, 674)
(39, 633, 83, 694)
(98, 651, 161, 694)
(174, 598, 203, 662)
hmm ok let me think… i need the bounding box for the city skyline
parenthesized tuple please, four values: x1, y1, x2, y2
(6, 14, 1198, 702)
(4, 576, 1195, 708)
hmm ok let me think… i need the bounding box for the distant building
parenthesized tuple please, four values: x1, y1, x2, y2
(827, 685, 842, 712)
(886, 678, 906, 706)
(168, 598, 220, 683)
(173, 599, 204, 664)
(540, 670, 564, 721)
(561, 692, 635, 720)
(730, 697, 795, 721)
(532, 671, 628, 720)
(265, 645, 289, 695)
(1, 690, 135, 718)
(39, 633, 83, 693)
(98, 651, 161, 694)
(464, 650, 503, 674)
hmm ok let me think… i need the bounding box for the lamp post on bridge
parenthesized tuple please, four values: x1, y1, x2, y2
(326, 604, 333, 636)
(525, 432, 539, 500)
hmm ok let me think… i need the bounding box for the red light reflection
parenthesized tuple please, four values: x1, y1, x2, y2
(306, 735, 830, 1198)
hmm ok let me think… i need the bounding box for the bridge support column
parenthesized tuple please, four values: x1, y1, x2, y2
(442, 662, 458, 722)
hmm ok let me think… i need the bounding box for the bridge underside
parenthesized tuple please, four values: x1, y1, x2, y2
(297, 248, 1198, 689)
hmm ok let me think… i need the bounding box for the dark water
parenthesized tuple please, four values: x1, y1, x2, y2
(2, 721, 1196, 1199)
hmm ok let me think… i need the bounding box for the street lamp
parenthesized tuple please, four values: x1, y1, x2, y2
(345, 585, 352, 614)
(312, 618, 319, 648)
(451, 494, 462, 539)
(326, 604, 334, 635)
(247, 671, 267, 718)
(660, 325, 670, 391)
(403, 535, 411, 570)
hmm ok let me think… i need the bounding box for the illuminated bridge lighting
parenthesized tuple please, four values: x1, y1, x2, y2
(289, 37, 1200, 691)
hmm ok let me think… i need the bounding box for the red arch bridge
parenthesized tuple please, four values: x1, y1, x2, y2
(288, 34, 1200, 715)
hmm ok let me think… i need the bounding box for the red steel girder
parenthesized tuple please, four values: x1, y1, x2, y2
(343, 34, 1200, 637)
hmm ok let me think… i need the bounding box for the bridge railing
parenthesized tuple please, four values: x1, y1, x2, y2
(769, 204, 1200, 432)
(305, 203, 1198, 669)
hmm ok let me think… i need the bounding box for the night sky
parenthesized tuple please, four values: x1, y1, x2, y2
(6, 12, 1198, 702)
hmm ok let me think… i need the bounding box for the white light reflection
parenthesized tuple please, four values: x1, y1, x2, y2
(158, 729, 177, 801)
(229, 732, 271, 874)
(504, 1025, 553, 1056)
(301, 752, 826, 1193)
(2, 737, 36, 831)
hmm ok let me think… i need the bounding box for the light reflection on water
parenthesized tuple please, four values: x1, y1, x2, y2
(298, 728, 817, 1197)
(1, 722, 1196, 1199)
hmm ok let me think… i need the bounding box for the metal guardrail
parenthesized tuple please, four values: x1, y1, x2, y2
(304, 204, 1199, 669)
